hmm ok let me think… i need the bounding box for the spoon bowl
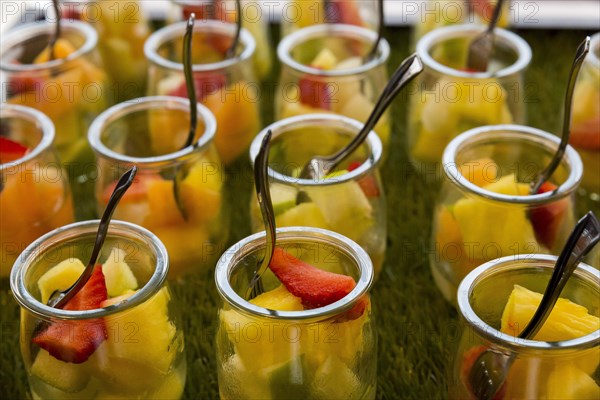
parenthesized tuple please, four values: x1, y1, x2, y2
(466, 0, 506, 72)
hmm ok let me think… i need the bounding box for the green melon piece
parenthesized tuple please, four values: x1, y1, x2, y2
(102, 247, 138, 298)
(31, 349, 90, 393)
(37, 258, 85, 304)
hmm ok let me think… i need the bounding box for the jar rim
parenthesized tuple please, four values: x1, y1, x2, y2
(10, 220, 170, 320)
(249, 114, 383, 186)
(144, 19, 255, 72)
(277, 23, 390, 77)
(0, 20, 98, 72)
(416, 24, 532, 79)
(457, 254, 600, 352)
(442, 124, 583, 205)
(0, 104, 55, 171)
(215, 227, 374, 321)
(88, 96, 217, 166)
(588, 32, 600, 70)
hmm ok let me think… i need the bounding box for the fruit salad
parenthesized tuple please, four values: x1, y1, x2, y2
(0, 105, 73, 277)
(173, 0, 272, 81)
(19, 247, 185, 399)
(146, 20, 262, 165)
(217, 245, 376, 399)
(277, 26, 391, 155)
(2, 21, 108, 165)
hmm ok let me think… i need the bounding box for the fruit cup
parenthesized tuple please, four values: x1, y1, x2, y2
(10, 220, 186, 399)
(215, 226, 377, 399)
(1, 20, 109, 168)
(276, 23, 391, 158)
(88, 96, 228, 279)
(249, 114, 386, 279)
(170, 0, 272, 81)
(409, 24, 531, 174)
(431, 125, 583, 303)
(570, 32, 600, 200)
(1, 104, 74, 278)
(145, 19, 262, 166)
(280, 0, 378, 38)
(450, 254, 599, 399)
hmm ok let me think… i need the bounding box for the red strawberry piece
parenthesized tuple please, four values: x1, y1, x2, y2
(569, 116, 600, 150)
(182, 4, 212, 20)
(460, 345, 506, 400)
(101, 173, 161, 204)
(530, 182, 569, 250)
(32, 265, 108, 364)
(8, 63, 43, 95)
(324, 0, 363, 26)
(468, 0, 495, 21)
(298, 76, 332, 110)
(61, 6, 82, 21)
(0, 136, 29, 164)
(168, 74, 227, 101)
(348, 161, 380, 197)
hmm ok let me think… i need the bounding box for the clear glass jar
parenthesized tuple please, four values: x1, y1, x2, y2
(0, 104, 74, 278)
(1, 20, 109, 167)
(88, 96, 228, 279)
(409, 24, 531, 174)
(145, 19, 262, 166)
(570, 32, 600, 200)
(62, 0, 152, 102)
(280, 0, 378, 38)
(431, 125, 583, 303)
(249, 114, 386, 279)
(215, 226, 376, 399)
(10, 220, 186, 399)
(450, 254, 599, 399)
(276, 23, 391, 158)
(169, 0, 272, 81)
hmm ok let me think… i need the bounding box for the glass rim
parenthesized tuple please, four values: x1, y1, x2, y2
(0, 20, 98, 72)
(144, 19, 256, 72)
(442, 124, 583, 205)
(88, 96, 217, 166)
(215, 227, 374, 322)
(588, 32, 600, 70)
(416, 24, 532, 79)
(249, 113, 383, 186)
(10, 220, 170, 320)
(0, 104, 55, 171)
(277, 23, 391, 77)
(457, 254, 600, 352)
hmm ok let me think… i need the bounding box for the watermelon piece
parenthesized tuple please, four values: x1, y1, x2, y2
(530, 182, 569, 249)
(0, 136, 29, 163)
(348, 161, 380, 197)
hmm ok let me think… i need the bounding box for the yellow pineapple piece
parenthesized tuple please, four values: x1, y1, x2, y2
(458, 158, 499, 187)
(276, 203, 330, 232)
(250, 285, 304, 311)
(546, 364, 600, 399)
(310, 48, 338, 70)
(179, 162, 223, 224)
(37, 258, 85, 304)
(31, 349, 91, 393)
(102, 248, 138, 298)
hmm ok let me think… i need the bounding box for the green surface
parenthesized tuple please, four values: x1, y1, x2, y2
(1, 25, 599, 400)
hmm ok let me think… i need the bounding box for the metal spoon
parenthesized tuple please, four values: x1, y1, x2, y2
(48, 0, 61, 61)
(364, 0, 384, 63)
(47, 167, 138, 309)
(530, 36, 591, 194)
(467, 211, 600, 400)
(183, 13, 198, 149)
(225, 0, 242, 59)
(298, 53, 424, 180)
(245, 130, 276, 300)
(465, 0, 505, 72)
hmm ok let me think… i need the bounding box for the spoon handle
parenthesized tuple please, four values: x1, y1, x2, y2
(519, 211, 600, 339)
(183, 14, 197, 148)
(364, 0, 384, 62)
(48, 0, 61, 61)
(486, 0, 506, 34)
(225, 0, 242, 59)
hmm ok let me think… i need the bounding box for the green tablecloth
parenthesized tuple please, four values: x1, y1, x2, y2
(1, 26, 598, 399)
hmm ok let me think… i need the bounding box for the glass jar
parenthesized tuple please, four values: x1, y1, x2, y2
(1, 20, 109, 167)
(276, 23, 391, 158)
(570, 32, 600, 200)
(145, 19, 262, 166)
(450, 254, 599, 399)
(215, 226, 376, 399)
(431, 125, 583, 303)
(280, 0, 378, 38)
(88, 96, 228, 279)
(409, 24, 531, 174)
(249, 114, 386, 279)
(170, 0, 272, 81)
(10, 220, 186, 399)
(1, 104, 74, 278)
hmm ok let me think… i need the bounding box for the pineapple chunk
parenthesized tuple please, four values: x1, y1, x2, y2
(310, 48, 338, 70)
(250, 285, 304, 311)
(311, 356, 360, 399)
(31, 349, 90, 393)
(276, 203, 330, 231)
(547, 364, 600, 399)
(37, 258, 85, 304)
(102, 248, 138, 298)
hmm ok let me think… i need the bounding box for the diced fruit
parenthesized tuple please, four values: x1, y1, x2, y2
(102, 248, 138, 298)
(348, 161, 380, 197)
(101, 174, 161, 204)
(37, 258, 85, 304)
(276, 203, 330, 230)
(250, 285, 304, 311)
(268, 183, 299, 215)
(32, 265, 108, 364)
(268, 247, 357, 309)
(570, 115, 600, 150)
(145, 179, 186, 226)
(167, 74, 227, 101)
(150, 224, 210, 276)
(325, 0, 364, 26)
(298, 76, 332, 110)
(458, 158, 499, 187)
(546, 364, 600, 399)
(311, 355, 360, 398)
(530, 182, 570, 250)
(269, 355, 311, 399)
(339, 92, 390, 147)
(219, 354, 272, 399)
(310, 48, 338, 70)
(0, 136, 29, 163)
(33, 39, 77, 63)
(178, 161, 223, 223)
(31, 349, 91, 393)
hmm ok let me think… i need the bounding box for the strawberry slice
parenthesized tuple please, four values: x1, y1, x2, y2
(298, 76, 332, 110)
(324, 0, 364, 26)
(530, 182, 569, 250)
(570, 116, 600, 150)
(348, 161, 380, 197)
(0, 136, 29, 163)
(101, 174, 161, 204)
(460, 345, 506, 400)
(32, 265, 108, 364)
(168, 74, 227, 101)
(8, 62, 44, 95)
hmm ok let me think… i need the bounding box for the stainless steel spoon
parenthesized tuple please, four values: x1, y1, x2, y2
(364, 0, 384, 63)
(48, 0, 61, 61)
(467, 211, 600, 400)
(530, 36, 591, 194)
(298, 53, 424, 180)
(47, 167, 138, 309)
(466, 0, 506, 72)
(246, 130, 276, 300)
(225, 0, 242, 59)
